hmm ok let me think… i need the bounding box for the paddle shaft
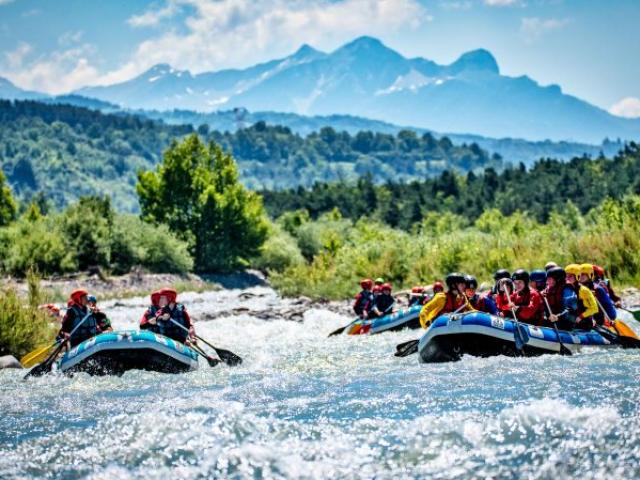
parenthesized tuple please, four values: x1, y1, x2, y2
(542, 296, 572, 356)
(167, 317, 242, 366)
(503, 284, 525, 354)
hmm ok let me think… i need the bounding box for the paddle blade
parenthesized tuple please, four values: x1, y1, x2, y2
(614, 319, 640, 340)
(24, 342, 65, 379)
(394, 340, 419, 357)
(215, 348, 243, 366)
(559, 343, 573, 356)
(20, 343, 57, 368)
(328, 326, 347, 337)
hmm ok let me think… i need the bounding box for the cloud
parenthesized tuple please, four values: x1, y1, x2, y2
(116, 0, 431, 76)
(609, 97, 640, 119)
(520, 17, 569, 42)
(4, 42, 32, 69)
(484, 0, 519, 6)
(0, 0, 16, 5)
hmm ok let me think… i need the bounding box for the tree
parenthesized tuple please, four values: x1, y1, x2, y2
(137, 134, 269, 272)
(0, 170, 17, 227)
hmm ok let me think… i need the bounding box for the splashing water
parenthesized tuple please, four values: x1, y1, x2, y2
(2, 287, 640, 479)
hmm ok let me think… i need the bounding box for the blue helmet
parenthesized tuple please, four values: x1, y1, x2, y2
(530, 270, 547, 284)
(87, 294, 97, 303)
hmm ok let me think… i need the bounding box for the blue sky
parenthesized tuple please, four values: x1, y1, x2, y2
(0, 0, 638, 117)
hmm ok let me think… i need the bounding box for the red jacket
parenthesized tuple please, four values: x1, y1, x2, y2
(511, 287, 543, 325)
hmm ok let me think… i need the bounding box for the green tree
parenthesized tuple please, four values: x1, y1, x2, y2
(0, 170, 17, 226)
(137, 134, 268, 272)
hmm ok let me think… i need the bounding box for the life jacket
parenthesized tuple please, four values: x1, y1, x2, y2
(68, 305, 99, 346)
(374, 293, 395, 316)
(155, 304, 189, 343)
(353, 290, 374, 315)
(442, 291, 465, 313)
(511, 287, 543, 325)
(469, 294, 497, 315)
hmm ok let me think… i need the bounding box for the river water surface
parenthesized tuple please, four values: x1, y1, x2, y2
(2, 287, 640, 479)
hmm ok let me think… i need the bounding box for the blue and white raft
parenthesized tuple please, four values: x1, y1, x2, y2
(55, 330, 200, 375)
(418, 311, 613, 363)
(347, 304, 423, 335)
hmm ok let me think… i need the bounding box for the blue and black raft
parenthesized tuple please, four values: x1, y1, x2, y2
(342, 304, 423, 335)
(415, 311, 639, 363)
(54, 330, 201, 375)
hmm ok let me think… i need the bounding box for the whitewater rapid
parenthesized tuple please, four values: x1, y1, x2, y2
(2, 286, 640, 479)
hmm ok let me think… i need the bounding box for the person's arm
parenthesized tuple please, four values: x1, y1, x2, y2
(596, 286, 617, 321)
(419, 293, 446, 329)
(57, 310, 75, 340)
(579, 287, 599, 319)
(183, 308, 195, 339)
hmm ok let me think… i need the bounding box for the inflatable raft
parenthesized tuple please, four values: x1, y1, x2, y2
(55, 330, 200, 375)
(418, 311, 613, 363)
(347, 304, 423, 335)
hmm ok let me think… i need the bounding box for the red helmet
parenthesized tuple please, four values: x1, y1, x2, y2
(411, 286, 424, 294)
(158, 287, 178, 303)
(593, 265, 606, 279)
(373, 285, 382, 294)
(69, 288, 88, 305)
(381, 283, 392, 292)
(150, 290, 161, 307)
(360, 278, 373, 289)
(432, 281, 444, 293)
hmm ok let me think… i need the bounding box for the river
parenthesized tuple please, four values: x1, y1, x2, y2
(2, 286, 640, 479)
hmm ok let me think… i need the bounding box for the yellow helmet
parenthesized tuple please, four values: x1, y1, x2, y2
(565, 264, 581, 277)
(579, 263, 594, 279)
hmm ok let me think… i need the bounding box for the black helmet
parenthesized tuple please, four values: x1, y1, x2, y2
(446, 272, 465, 290)
(530, 269, 546, 284)
(493, 269, 510, 281)
(547, 266, 566, 283)
(511, 269, 529, 284)
(464, 274, 478, 290)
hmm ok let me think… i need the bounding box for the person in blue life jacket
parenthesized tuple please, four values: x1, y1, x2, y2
(353, 278, 375, 318)
(464, 274, 497, 315)
(140, 288, 195, 344)
(579, 263, 617, 326)
(529, 270, 547, 292)
(370, 283, 395, 318)
(57, 289, 112, 347)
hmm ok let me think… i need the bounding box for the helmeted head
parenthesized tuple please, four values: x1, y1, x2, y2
(446, 272, 466, 294)
(381, 283, 392, 294)
(464, 274, 477, 299)
(411, 286, 424, 294)
(511, 269, 529, 292)
(150, 290, 161, 307)
(579, 263, 594, 283)
(544, 262, 558, 272)
(432, 281, 444, 293)
(69, 288, 89, 306)
(87, 295, 97, 307)
(493, 269, 510, 282)
(374, 277, 385, 286)
(530, 269, 547, 291)
(372, 285, 382, 295)
(158, 287, 177, 307)
(360, 278, 373, 290)
(593, 265, 606, 280)
(565, 264, 581, 284)
(546, 266, 566, 289)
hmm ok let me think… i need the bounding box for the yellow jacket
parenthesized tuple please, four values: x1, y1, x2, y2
(419, 292, 474, 329)
(577, 285, 599, 319)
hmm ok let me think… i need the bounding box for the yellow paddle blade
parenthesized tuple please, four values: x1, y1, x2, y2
(20, 343, 56, 368)
(614, 319, 640, 340)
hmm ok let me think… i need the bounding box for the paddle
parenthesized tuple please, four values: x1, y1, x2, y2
(167, 318, 243, 366)
(328, 318, 359, 337)
(25, 311, 93, 379)
(542, 297, 572, 356)
(188, 342, 220, 367)
(20, 341, 60, 368)
(619, 306, 640, 322)
(594, 298, 640, 347)
(394, 302, 468, 358)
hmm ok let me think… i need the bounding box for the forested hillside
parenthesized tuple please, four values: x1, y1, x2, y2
(262, 143, 640, 228)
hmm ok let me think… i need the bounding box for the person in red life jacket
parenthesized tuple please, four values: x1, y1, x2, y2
(370, 283, 395, 318)
(140, 290, 162, 330)
(503, 269, 544, 325)
(464, 275, 498, 315)
(529, 270, 547, 292)
(495, 277, 514, 315)
(542, 267, 579, 330)
(490, 269, 511, 298)
(593, 265, 622, 308)
(353, 279, 375, 318)
(147, 288, 195, 344)
(579, 264, 617, 326)
(57, 289, 111, 347)
(419, 273, 473, 328)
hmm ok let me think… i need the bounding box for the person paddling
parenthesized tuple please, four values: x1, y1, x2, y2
(593, 265, 622, 308)
(502, 269, 544, 325)
(57, 289, 111, 348)
(565, 264, 598, 330)
(140, 290, 162, 330)
(464, 275, 497, 315)
(140, 288, 195, 344)
(541, 266, 579, 330)
(353, 279, 375, 319)
(579, 264, 617, 327)
(370, 283, 395, 318)
(419, 273, 473, 329)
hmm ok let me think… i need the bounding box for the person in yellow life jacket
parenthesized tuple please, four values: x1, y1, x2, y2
(419, 272, 473, 329)
(565, 264, 598, 330)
